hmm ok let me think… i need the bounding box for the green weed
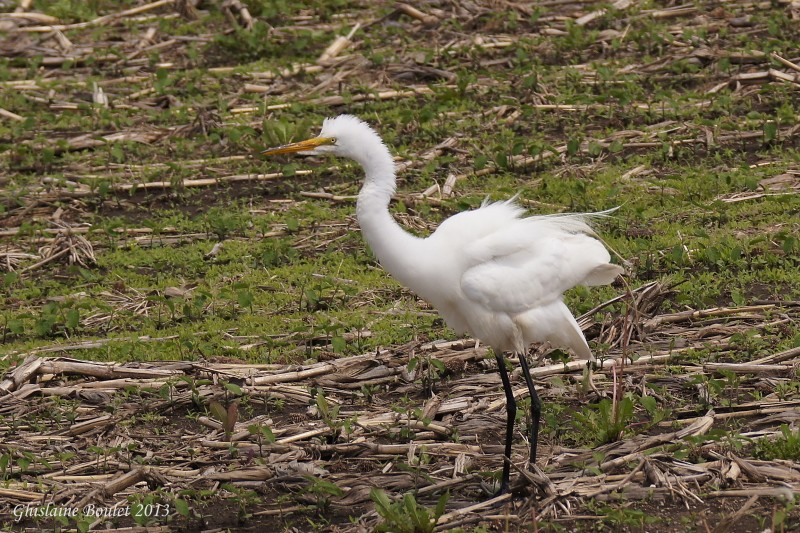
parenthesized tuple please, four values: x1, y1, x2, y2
(754, 425, 800, 461)
(574, 395, 635, 446)
(371, 489, 448, 533)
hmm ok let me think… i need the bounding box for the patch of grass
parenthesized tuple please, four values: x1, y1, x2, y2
(209, 21, 330, 66)
(754, 425, 800, 461)
(371, 489, 448, 533)
(574, 395, 635, 446)
(586, 501, 661, 531)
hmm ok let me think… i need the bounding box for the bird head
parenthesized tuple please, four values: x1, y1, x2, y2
(261, 115, 381, 162)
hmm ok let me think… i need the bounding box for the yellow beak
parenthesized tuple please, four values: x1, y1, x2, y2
(260, 137, 335, 156)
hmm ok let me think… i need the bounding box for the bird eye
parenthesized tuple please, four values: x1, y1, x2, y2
(330, 138, 337, 145)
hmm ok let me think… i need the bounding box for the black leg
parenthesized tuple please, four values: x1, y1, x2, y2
(494, 352, 515, 494)
(517, 352, 541, 466)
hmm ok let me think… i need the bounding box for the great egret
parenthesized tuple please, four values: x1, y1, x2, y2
(261, 115, 623, 493)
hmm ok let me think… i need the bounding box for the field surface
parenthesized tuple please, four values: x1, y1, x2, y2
(1, 0, 800, 531)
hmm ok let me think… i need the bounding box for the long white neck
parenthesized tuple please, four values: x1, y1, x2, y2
(353, 138, 421, 286)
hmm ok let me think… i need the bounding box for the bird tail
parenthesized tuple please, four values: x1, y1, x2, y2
(583, 263, 625, 286)
(551, 301, 594, 361)
(518, 301, 595, 361)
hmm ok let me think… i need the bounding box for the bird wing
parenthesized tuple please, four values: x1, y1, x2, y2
(460, 214, 622, 314)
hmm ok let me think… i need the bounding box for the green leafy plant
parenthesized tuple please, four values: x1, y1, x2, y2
(247, 422, 276, 456)
(0, 452, 12, 480)
(128, 492, 170, 527)
(302, 475, 344, 512)
(775, 381, 800, 401)
(371, 489, 448, 533)
(209, 400, 239, 441)
(638, 395, 672, 426)
(87, 445, 121, 472)
(587, 501, 660, 529)
(203, 207, 250, 240)
(313, 390, 354, 441)
(574, 396, 635, 445)
(754, 425, 800, 461)
(407, 354, 447, 396)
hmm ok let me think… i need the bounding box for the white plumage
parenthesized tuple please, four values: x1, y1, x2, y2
(262, 115, 623, 493)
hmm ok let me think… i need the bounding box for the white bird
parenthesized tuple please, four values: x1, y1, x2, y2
(261, 115, 623, 493)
